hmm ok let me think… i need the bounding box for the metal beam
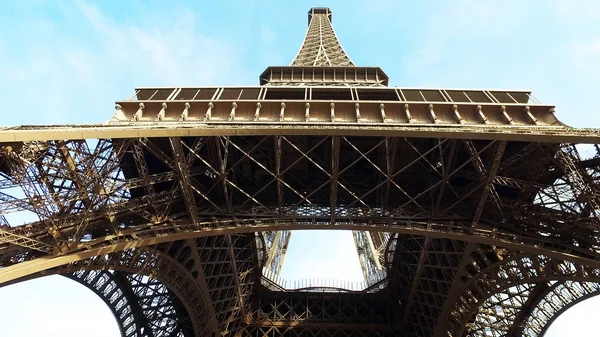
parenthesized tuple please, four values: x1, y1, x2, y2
(215, 136, 232, 213)
(431, 242, 485, 336)
(1, 124, 599, 144)
(472, 140, 507, 225)
(225, 234, 247, 318)
(275, 135, 284, 209)
(0, 228, 54, 253)
(184, 239, 220, 335)
(5, 219, 600, 286)
(170, 138, 200, 224)
(112, 272, 157, 337)
(401, 237, 431, 322)
(330, 136, 340, 224)
(505, 282, 550, 337)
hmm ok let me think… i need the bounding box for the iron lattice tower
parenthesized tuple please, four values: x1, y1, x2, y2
(1, 7, 600, 337)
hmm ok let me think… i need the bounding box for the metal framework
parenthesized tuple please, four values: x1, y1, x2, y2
(1, 6, 600, 337)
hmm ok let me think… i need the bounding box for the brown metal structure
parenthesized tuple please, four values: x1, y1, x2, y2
(1, 6, 600, 337)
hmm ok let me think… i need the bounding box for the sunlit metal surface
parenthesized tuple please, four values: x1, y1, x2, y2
(1, 7, 600, 337)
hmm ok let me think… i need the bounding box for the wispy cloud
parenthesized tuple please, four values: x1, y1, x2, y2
(400, 0, 541, 87)
(0, 1, 247, 125)
(74, 1, 242, 85)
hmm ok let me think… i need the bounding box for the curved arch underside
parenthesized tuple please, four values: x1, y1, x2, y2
(39, 235, 257, 337)
(462, 280, 600, 337)
(31, 241, 600, 337)
(1, 117, 600, 337)
(2, 3, 600, 335)
(447, 254, 600, 337)
(68, 270, 194, 337)
(2, 139, 599, 266)
(525, 281, 600, 337)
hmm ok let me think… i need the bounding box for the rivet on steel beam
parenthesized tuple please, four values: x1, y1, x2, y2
(49, 225, 62, 240)
(477, 105, 489, 124)
(330, 102, 336, 122)
(205, 102, 214, 121)
(453, 105, 464, 124)
(254, 102, 262, 121)
(133, 103, 145, 121)
(355, 103, 361, 122)
(229, 102, 238, 121)
(524, 106, 538, 125)
(180, 102, 190, 121)
(501, 106, 515, 125)
(404, 104, 412, 123)
(305, 102, 310, 122)
(429, 104, 440, 123)
(156, 102, 167, 121)
(379, 103, 386, 122)
(280, 102, 286, 122)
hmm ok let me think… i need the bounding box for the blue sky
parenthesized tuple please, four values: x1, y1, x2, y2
(0, 0, 599, 336)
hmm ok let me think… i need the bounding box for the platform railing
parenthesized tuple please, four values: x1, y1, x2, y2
(261, 267, 387, 292)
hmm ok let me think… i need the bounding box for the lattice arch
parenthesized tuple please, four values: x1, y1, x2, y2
(68, 270, 193, 337)
(523, 281, 600, 337)
(445, 254, 600, 337)
(463, 280, 600, 337)
(19, 246, 215, 337)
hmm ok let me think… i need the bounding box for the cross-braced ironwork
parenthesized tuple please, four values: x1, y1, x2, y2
(291, 8, 354, 67)
(1, 6, 600, 337)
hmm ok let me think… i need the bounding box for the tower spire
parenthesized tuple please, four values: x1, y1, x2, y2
(260, 7, 388, 86)
(291, 7, 354, 66)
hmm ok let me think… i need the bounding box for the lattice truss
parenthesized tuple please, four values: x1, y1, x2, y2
(19, 236, 258, 337)
(268, 5, 388, 281)
(448, 254, 600, 337)
(1, 135, 600, 336)
(242, 290, 397, 337)
(68, 270, 193, 337)
(3, 6, 600, 337)
(54, 245, 211, 337)
(261, 229, 290, 278)
(291, 8, 354, 67)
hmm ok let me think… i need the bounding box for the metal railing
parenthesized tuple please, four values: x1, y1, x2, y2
(261, 267, 387, 292)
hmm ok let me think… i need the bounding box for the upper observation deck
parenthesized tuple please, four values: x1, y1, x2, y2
(109, 86, 558, 127)
(3, 85, 598, 144)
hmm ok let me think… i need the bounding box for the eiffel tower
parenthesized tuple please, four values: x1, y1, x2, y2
(2, 6, 600, 337)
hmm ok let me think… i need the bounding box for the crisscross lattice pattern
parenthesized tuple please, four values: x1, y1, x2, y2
(291, 11, 354, 67)
(2, 7, 600, 337)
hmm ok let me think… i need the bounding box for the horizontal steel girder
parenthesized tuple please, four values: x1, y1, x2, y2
(2, 219, 600, 286)
(2, 124, 599, 144)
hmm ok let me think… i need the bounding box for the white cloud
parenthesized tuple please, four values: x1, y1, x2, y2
(0, 2, 248, 333)
(73, 0, 247, 86)
(0, 0, 247, 125)
(2, 2, 600, 336)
